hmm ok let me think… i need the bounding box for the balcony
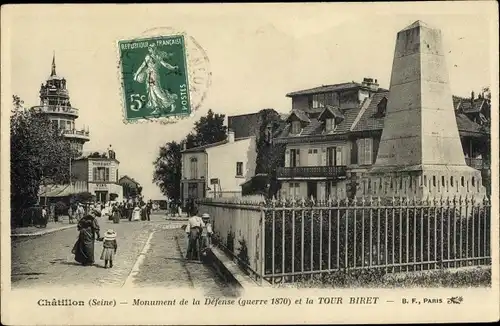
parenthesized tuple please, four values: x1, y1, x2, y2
(33, 104, 79, 117)
(277, 166, 347, 179)
(465, 158, 489, 170)
(62, 128, 90, 141)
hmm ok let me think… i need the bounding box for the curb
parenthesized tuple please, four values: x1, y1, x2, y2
(209, 246, 272, 289)
(11, 224, 76, 238)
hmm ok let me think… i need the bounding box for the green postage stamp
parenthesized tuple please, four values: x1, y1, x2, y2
(118, 35, 191, 121)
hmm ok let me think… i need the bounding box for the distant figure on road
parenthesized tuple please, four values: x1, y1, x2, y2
(146, 200, 152, 221)
(100, 229, 118, 269)
(132, 204, 141, 221)
(185, 207, 204, 260)
(112, 204, 121, 224)
(72, 210, 101, 266)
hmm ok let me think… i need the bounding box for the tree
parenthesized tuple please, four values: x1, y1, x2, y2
(253, 109, 286, 198)
(11, 95, 73, 221)
(152, 141, 182, 200)
(185, 109, 227, 149)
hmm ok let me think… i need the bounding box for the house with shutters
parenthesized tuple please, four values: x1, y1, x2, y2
(273, 78, 491, 200)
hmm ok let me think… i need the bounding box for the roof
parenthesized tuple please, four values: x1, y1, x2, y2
(286, 82, 363, 97)
(454, 96, 488, 114)
(317, 105, 345, 120)
(351, 91, 488, 135)
(118, 175, 140, 185)
(286, 109, 310, 123)
(181, 137, 253, 153)
(351, 91, 389, 132)
(277, 90, 488, 141)
(227, 113, 261, 139)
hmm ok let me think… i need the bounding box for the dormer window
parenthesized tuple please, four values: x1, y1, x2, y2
(325, 118, 335, 132)
(291, 121, 301, 134)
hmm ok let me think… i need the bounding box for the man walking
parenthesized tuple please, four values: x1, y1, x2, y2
(185, 206, 204, 260)
(146, 200, 152, 221)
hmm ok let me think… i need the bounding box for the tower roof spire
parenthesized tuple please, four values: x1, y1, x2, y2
(51, 51, 56, 76)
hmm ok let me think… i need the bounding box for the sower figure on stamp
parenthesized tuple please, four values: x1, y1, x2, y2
(133, 43, 178, 114)
(185, 206, 204, 261)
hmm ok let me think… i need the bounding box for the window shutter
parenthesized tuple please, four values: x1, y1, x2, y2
(336, 147, 343, 166)
(367, 138, 373, 165)
(351, 140, 358, 165)
(285, 149, 290, 167)
(372, 137, 380, 164)
(296, 149, 300, 167)
(321, 148, 327, 166)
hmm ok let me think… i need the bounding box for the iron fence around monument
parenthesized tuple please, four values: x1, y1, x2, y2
(198, 195, 491, 285)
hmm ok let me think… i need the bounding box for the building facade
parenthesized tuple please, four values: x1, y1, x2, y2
(180, 130, 257, 205)
(71, 148, 123, 203)
(32, 54, 90, 156)
(274, 77, 490, 200)
(118, 175, 142, 200)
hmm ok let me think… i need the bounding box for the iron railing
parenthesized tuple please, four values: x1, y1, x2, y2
(198, 195, 491, 285)
(277, 166, 347, 179)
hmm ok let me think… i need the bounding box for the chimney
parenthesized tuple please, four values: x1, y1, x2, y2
(228, 129, 235, 143)
(362, 77, 379, 91)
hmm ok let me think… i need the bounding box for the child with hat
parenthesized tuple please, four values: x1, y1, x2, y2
(100, 229, 118, 268)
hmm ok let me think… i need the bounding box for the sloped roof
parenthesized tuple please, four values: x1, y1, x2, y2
(285, 109, 310, 123)
(39, 185, 74, 197)
(181, 139, 229, 153)
(277, 89, 488, 141)
(228, 113, 261, 139)
(318, 105, 345, 121)
(276, 106, 361, 139)
(286, 82, 362, 97)
(351, 91, 488, 135)
(351, 91, 389, 132)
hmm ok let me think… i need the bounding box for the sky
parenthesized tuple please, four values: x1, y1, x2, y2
(4, 3, 497, 199)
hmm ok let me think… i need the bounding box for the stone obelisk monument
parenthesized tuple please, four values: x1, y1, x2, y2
(357, 20, 486, 200)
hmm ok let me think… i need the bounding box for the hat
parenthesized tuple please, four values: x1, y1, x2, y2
(201, 213, 210, 219)
(104, 229, 116, 240)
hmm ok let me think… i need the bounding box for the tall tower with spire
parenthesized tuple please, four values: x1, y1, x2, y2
(32, 52, 90, 155)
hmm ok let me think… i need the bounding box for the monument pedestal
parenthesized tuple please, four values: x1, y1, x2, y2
(356, 165, 486, 201)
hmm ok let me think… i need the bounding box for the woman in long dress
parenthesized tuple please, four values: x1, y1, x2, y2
(72, 211, 101, 266)
(112, 204, 121, 224)
(132, 205, 141, 221)
(133, 44, 179, 114)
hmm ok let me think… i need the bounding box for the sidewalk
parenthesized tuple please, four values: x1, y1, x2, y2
(11, 216, 76, 237)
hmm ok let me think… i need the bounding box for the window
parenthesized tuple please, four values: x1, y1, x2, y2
(93, 167, 110, 182)
(311, 93, 326, 108)
(66, 120, 72, 130)
(236, 162, 243, 176)
(289, 149, 300, 167)
(357, 138, 373, 165)
(289, 182, 301, 197)
(325, 118, 335, 132)
(190, 157, 198, 179)
(291, 121, 301, 134)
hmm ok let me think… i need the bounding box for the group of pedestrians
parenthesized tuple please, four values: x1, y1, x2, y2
(184, 206, 213, 261)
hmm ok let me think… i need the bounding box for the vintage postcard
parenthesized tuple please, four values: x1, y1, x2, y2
(1, 2, 499, 325)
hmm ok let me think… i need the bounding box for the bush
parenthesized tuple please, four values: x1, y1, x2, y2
(281, 266, 492, 288)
